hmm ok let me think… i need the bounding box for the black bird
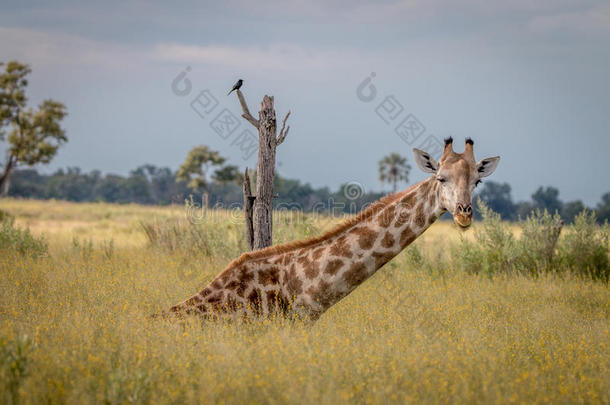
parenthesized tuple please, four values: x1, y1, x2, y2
(227, 79, 243, 95)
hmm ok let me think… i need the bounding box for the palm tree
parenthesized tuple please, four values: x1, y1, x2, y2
(378, 153, 411, 193)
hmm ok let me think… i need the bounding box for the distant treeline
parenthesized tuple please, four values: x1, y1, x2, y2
(5, 165, 610, 224)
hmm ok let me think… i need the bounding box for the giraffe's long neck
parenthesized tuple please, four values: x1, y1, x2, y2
(166, 177, 445, 320)
(353, 176, 443, 270)
(305, 177, 443, 314)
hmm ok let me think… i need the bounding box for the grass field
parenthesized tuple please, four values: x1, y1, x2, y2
(0, 199, 608, 404)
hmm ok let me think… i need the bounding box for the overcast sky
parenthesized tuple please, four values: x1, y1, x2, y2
(1, 0, 609, 205)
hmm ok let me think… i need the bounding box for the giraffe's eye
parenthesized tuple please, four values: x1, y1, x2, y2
(437, 177, 446, 183)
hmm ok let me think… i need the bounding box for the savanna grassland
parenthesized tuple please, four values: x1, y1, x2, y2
(0, 199, 608, 405)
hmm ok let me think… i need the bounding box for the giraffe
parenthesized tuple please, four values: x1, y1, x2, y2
(163, 138, 500, 321)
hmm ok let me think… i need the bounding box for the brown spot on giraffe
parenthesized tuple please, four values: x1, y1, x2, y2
(238, 267, 254, 284)
(304, 261, 320, 279)
(399, 227, 416, 247)
(233, 268, 255, 297)
(380, 232, 395, 249)
(259, 266, 280, 286)
(225, 279, 240, 291)
(351, 226, 377, 250)
(297, 255, 309, 266)
(235, 282, 247, 297)
(414, 202, 426, 227)
(312, 247, 325, 260)
(207, 291, 225, 312)
(330, 235, 352, 258)
(343, 262, 368, 287)
(248, 289, 263, 315)
(266, 290, 289, 314)
(307, 280, 343, 308)
(372, 251, 395, 268)
(207, 291, 223, 304)
(285, 264, 303, 296)
(324, 259, 344, 276)
(185, 296, 202, 306)
(220, 270, 233, 283)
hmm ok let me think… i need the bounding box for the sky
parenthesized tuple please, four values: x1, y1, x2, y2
(0, 0, 609, 205)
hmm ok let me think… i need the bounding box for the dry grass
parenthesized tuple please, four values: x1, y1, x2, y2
(0, 199, 608, 404)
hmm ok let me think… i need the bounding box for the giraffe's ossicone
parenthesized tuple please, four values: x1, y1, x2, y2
(162, 138, 500, 321)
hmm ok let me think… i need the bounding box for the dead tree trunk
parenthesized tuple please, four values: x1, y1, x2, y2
(234, 89, 290, 250)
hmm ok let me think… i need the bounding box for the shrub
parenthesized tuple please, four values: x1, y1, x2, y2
(0, 215, 47, 258)
(559, 211, 609, 282)
(452, 200, 517, 276)
(516, 209, 563, 275)
(453, 201, 608, 281)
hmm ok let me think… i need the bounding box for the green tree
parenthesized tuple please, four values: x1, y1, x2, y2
(44, 168, 98, 202)
(532, 186, 562, 214)
(0, 61, 67, 195)
(595, 192, 610, 224)
(378, 152, 411, 193)
(476, 181, 516, 220)
(176, 145, 226, 192)
(561, 200, 586, 224)
(132, 165, 187, 205)
(515, 201, 534, 220)
(212, 164, 243, 185)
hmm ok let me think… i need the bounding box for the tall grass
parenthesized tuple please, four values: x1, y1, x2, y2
(140, 218, 241, 258)
(0, 199, 608, 404)
(0, 335, 33, 405)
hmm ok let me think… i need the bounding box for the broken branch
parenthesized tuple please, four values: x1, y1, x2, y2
(236, 89, 260, 129)
(276, 110, 291, 146)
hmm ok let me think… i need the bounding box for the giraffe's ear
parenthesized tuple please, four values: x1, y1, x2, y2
(413, 148, 439, 173)
(476, 156, 500, 178)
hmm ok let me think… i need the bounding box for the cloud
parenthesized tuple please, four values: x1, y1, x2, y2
(152, 42, 365, 71)
(0, 27, 146, 70)
(528, 3, 610, 38)
(0, 26, 373, 76)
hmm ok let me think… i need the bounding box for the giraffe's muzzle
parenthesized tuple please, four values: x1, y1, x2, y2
(454, 203, 473, 228)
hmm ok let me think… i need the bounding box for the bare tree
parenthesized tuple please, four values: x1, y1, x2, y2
(233, 89, 290, 250)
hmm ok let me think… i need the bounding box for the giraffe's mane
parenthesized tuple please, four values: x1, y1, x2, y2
(225, 182, 422, 269)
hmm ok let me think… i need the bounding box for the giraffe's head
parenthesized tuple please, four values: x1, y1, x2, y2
(412, 137, 500, 229)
